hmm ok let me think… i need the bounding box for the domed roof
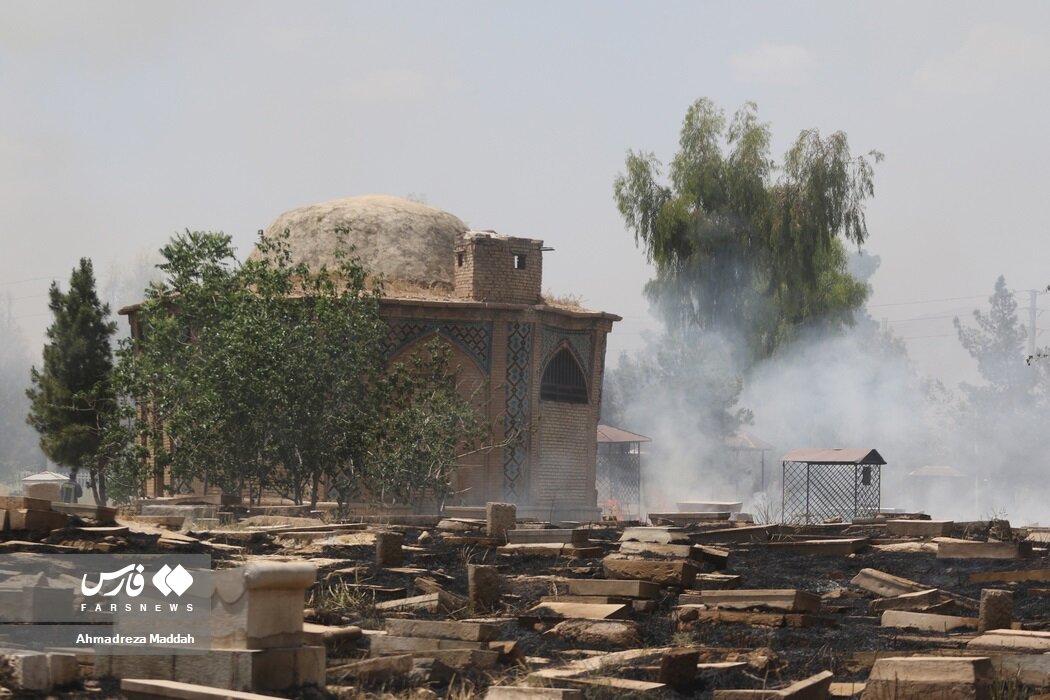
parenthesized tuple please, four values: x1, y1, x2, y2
(252, 195, 468, 291)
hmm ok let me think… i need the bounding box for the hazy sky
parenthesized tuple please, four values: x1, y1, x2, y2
(2, 1, 1048, 387)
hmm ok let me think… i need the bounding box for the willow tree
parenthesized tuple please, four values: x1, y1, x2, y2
(614, 98, 881, 360)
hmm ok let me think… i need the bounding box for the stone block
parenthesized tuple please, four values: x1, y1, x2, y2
(566, 579, 660, 599)
(850, 568, 926, 597)
(660, 648, 699, 691)
(620, 526, 689, 544)
(486, 688, 582, 700)
(468, 564, 501, 613)
(0, 649, 51, 691)
(967, 629, 1050, 652)
(328, 654, 413, 685)
(121, 679, 285, 699)
(375, 531, 404, 567)
(526, 601, 629, 620)
(252, 645, 325, 690)
(861, 657, 994, 700)
(602, 554, 697, 587)
(374, 592, 452, 613)
(485, 502, 516, 539)
(370, 636, 488, 656)
(698, 589, 821, 614)
(881, 610, 978, 633)
(977, 589, 1012, 633)
(937, 542, 1023, 560)
(886, 520, 954, 538)
(211, 561, 316, 649)
(9, 508, 67, 532)
(715, 670, 833, 699)
(384, 618, 499, 642)
(868, 589, 947, 614)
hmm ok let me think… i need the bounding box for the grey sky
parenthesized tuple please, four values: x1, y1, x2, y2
(2, 1, 1048, 386)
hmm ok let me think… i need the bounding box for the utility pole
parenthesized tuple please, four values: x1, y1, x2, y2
(1029, 289, 1038, 359)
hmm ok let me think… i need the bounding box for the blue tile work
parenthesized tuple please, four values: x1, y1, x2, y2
(541, 326, 593, 376)
(383, 319, 492, 372)
(503, 321, 533, 502)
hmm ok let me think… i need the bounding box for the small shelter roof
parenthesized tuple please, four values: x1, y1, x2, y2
(782, 448, 885, 465)
(726, 430, 774, 452)
(597, 424, 651, 444)
(21, 470, 71, 483)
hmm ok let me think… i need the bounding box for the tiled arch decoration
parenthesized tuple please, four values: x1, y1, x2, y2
(383, 319, 493, 372)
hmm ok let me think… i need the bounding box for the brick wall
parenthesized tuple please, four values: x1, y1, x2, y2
(453, 234, 543, 305)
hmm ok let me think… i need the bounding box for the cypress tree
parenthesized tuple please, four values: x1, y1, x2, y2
(26, 258, 117, 503)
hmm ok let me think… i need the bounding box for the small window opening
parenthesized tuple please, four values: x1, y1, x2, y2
(861, 465, 872, 486)
(540, 348, 588, 403)
(457, 252, 464, 267)
(513, 253, 526, 270)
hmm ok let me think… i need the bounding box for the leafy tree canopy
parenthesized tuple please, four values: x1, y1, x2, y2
(119, 230, 484, 508)
(614, 98, 882, 359)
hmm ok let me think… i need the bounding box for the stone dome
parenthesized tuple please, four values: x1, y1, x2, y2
(252, 195, 468, 291)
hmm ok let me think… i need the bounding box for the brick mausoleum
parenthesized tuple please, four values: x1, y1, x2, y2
(121, 195, 619, 520)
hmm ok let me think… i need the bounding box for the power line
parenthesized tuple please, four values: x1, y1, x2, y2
(872, 289, 1046, 309)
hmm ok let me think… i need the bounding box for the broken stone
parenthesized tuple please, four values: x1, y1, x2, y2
(659, 648, 699, 692)
(696, 589, 821, 614)
(967, 629, 1050, 652)
(526, 601, 630, 620)
(885, 520, 954, 538)
(968, 568, 1050, 584)
(850, 568, 926, 597)
(860, 656, 993, 700)
(544, 619, 641, 647)
(373, 592, 455, 613)
(602, 554, 697, 587)
(485, 502, 516, 540)
(937, 541, 1024, 560)
(714, 670, 833, 699)
(868, 589, 948, 614)
(880, 609, 978, 632)
(468, 563, 501, 613)
(384, 618, 500, 642)
(565, 578, 660, 599)
(120, 679, 285, 700)
(374, 530, 404, 567)
(619, 526, 689, 544)
(370, 635, 488, 656)
(977, 589, 1013, 633)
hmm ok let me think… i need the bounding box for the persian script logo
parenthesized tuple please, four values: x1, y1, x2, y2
(81, 564, 194, 598)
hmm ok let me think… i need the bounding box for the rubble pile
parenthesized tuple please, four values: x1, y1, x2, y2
(0, 502, 1049, 698)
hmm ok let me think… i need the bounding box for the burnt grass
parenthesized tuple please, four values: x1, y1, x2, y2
(307, 523, 1050, 697)
(15, 521, 1050, 698)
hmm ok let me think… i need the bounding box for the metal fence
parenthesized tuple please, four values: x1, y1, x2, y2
(781, 460, 881, 524)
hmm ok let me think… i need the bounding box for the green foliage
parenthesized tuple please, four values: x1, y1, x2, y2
(952, 276, 1050, 482)
(954, 276, 1029, 399)
(26, 259, 118, 503)
(614, 98, 880, 359)
(119, 230, 482, 507)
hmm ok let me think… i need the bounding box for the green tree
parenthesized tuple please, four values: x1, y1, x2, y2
(954, 276, 1030, 400)
(121, 230, 484, 508)
(26, 259, 118, 504)
(614, 98, 881, 359)
(952, 276, 1049, 483)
